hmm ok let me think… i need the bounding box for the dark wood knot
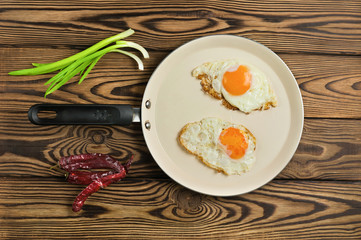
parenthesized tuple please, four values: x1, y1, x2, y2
(173, 188, 203, 211)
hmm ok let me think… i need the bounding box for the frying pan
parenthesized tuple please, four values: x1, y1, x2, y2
(28, 35, 304, 196)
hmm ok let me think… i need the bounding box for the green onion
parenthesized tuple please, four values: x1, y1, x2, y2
(78, 55, 102, 84)
(8, 28, 149, 97)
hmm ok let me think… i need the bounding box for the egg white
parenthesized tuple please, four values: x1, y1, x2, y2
(179, 118, 256, 175)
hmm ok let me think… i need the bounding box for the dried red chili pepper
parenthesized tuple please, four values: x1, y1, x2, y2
(72, 170, 128, 212)
(67, 170, 116, 185)
(58, 153, 133, 212)
(60, 153, 123, 172)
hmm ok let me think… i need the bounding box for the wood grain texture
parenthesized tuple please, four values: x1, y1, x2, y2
(281, 54, 361, 118)
(2, 49, 361, 118)
(1, 0, 361, 239)
(1, 177, 360, 239)
(1, 50, 361, 180)
(0, 0, 360, 54)
(1, 116, 361, 180)
(279, 119, 361, 180)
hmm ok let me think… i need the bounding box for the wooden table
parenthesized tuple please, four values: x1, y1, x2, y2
(1, 1, 361, 239)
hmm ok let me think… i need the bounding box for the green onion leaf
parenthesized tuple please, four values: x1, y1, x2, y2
(32, 63, 49, 67)
(45, 61, 90, 96)
(78, 55, 102, 84)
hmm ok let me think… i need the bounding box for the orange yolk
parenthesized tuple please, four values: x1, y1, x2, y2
(219, 127, 248, 159)
(222, 65, 251, 95)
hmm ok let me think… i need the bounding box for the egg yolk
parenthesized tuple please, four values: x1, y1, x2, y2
(219, 127, 248, 159)
(222, 65, 251, 95)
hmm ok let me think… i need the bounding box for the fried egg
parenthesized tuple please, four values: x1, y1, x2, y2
(192, 59, 277, 113)
(178, 118, 256, 175)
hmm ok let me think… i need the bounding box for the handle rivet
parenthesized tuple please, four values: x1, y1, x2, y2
(145, 121, 151, 130)
(145, 100, 151, 109)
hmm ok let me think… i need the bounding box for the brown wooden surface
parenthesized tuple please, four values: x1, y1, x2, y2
(1, 0, 361, 239)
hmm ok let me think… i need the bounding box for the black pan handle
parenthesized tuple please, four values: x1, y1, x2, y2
(28, 104, 134, 125)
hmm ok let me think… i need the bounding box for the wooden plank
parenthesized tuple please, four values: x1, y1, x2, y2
(281, 54, 361, 118)
(0, 177, 360, 239)
(278, 119, 361, 180)
(1, 49, 361, 118)
(0, 0, 360, 54)
(0, 118, 361, 181)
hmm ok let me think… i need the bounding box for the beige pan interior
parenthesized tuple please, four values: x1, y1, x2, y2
(141, 35, 304, 196)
